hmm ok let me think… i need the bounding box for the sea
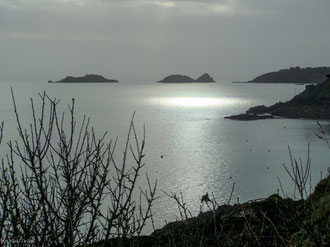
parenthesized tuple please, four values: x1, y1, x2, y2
(0, 80, 329, 232)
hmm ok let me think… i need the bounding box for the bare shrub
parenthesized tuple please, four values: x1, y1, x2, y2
(0, 90, 157, 246)
(282, 144, 312, 200)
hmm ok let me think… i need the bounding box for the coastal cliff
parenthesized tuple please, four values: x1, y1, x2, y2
(249, 66, 330, 84)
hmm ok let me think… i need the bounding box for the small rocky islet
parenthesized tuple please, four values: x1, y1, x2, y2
(49, 74, 118, 83)
(225, 75, 330, 120)
(158, 73, 215, 83)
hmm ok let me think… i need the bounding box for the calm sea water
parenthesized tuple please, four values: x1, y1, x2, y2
(0, 80, 329, 232)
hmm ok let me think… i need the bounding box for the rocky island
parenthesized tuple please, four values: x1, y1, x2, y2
(248, 66, 330, 84)
(158, 73, 215, 83)
(49, 74, 118, 83)
(226, 75, 330, 120)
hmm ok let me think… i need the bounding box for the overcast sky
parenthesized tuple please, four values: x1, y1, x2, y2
(1, 0, 330, 82)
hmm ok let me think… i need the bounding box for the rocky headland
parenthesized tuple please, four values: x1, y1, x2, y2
(248, 66, 330, 84)
(50, 74, 118, 83)
(226, 75, 330, 120)
(158, 73, 215, 83)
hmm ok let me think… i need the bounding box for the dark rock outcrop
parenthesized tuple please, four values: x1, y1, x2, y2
(55, 74, 118, 83)
(226, 78, 330, 120)
(249, 66, 330, 84)
(158, 73, 216, 83)
(224, 113, 274, 121)
(246, 105, 269, 115)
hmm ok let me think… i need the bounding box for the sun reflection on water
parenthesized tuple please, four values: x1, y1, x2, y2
(150, 97, 239, 107)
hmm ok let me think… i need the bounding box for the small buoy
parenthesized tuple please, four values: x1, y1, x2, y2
(160, 155, 163, 158)
(268, 150, 270, 152)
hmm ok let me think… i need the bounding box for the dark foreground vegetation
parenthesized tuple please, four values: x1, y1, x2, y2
(0, 90, 156, 246)
(0, 89, 329, 246)
(131, 175, 329, 247)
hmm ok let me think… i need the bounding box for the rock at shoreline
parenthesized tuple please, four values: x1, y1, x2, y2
(53, 74, 118, 83)
(224, 113, 274, 121)
(246, 105, 269, 115)
(225, 77, 330, 120)
(249, 66, 330, 84)
(158, 73, 216, 83)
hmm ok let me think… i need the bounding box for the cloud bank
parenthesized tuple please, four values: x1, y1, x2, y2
(0, 0, 329, 81)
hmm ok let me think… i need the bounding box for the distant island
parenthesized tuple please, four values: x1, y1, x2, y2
(235, 66, 330, 84)
(49, 74, 118, 83)
(226, 74, 330, 120)
(158, 73, 215, 83)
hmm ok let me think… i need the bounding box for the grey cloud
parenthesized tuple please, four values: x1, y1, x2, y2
(0, 0, 329, 81)
(1, 0, 321, 17)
